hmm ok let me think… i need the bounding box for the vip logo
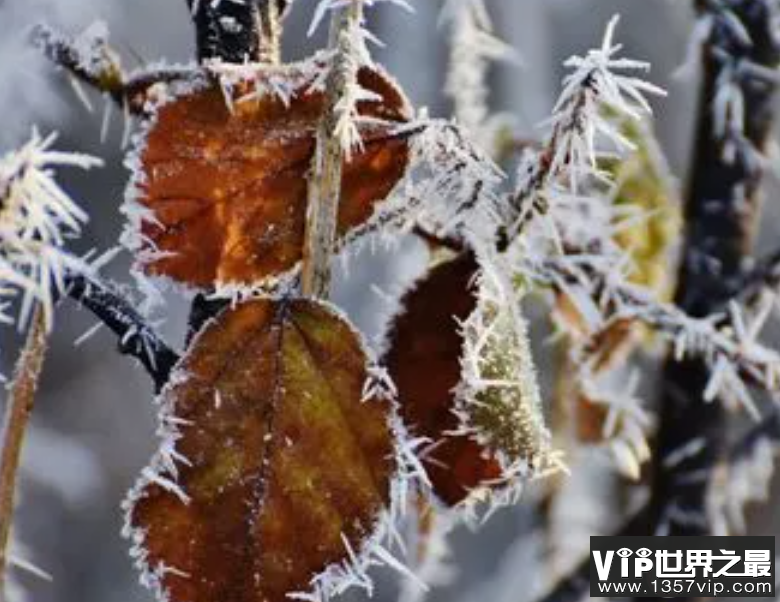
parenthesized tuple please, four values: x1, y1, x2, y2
(593, 547, 655, 579)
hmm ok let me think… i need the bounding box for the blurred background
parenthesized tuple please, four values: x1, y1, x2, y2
(0, 1, 778, 602)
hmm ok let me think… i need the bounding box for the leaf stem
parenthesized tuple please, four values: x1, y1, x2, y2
(0, 310, 48, 602)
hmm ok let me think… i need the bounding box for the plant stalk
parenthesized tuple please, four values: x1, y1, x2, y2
(301, 2, 363, 298)
(0, 309, 48, 602)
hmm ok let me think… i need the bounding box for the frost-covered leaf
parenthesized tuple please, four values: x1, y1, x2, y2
(126, 64, 410, 289)
(125, 298, 396, 602)
(384, 254, 503, 506)
(456, 262, 558, 487)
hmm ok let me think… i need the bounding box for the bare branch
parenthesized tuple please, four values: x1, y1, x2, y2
(650, 0, 780, 542)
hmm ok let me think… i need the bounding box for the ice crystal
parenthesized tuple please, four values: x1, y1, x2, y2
(0, 132, 101, 328)
(348, 117, 506, 248)
(504, 15, 666, 243)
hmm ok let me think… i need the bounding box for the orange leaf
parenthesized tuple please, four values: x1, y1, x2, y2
(128, 65, 411, 288)
(125, 298, 395, 602)
(384, 254, 503, 506)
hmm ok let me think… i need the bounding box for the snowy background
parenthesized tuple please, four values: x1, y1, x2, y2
(0, 1, 778, 602)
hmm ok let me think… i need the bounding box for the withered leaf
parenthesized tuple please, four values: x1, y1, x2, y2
(384, 254, 503, 506)
(130, 66, 410, 288)
(126, 298, 395, 602)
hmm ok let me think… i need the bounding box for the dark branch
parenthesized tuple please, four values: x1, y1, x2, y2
(649, 0, 780, 548)
(186, 293, 229, 346)
(185, 0, 271, 63)
(65, 275, 179, 391)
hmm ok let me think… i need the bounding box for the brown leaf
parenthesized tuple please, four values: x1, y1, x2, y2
(126, 298, 395, 602)
(575, 394, 609, 443)
(384, 254, 503, 506)
(129, 65, 411, 288)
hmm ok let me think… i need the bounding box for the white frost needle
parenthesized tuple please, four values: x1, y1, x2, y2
(506, 15, 666, 242)
(0, 132, 102, 329)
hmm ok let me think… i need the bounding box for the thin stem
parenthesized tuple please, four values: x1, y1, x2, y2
(301, 2, 363, 298)
(65, 275, 179, 391)
(0, 310, 48, 602)
(258, 0, 284, 64)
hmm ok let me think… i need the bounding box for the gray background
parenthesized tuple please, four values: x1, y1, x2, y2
(0, 1, 777, 602)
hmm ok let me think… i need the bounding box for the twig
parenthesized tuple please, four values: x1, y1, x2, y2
(65, 275, 179, 391)
(33, 24, 198, 115)
(301, 1, 364, 298)
(258, 0, 285, 64)
(524, 255, 780, 397)
(0, 310, 48, 602)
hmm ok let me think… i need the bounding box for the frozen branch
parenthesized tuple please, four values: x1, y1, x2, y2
(650, 0, 780, 539)
(65, 275, 179, 391)
(0, 310, 48, 602)
(33, 23, 198, 115)
(498, 16, 665, 249)
(727, 244, 780, 307)
(441, 0, 515, 151)
(524, 254, 780, 410)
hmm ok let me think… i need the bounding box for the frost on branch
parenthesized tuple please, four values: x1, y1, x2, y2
(32, 21, 123, 111)
(0, 132, 101, 328)
(441, 0, 516, 152)
(693, 0, 780, 166)
(353, 118, 506, 250)
(502, 15, 666, 246)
